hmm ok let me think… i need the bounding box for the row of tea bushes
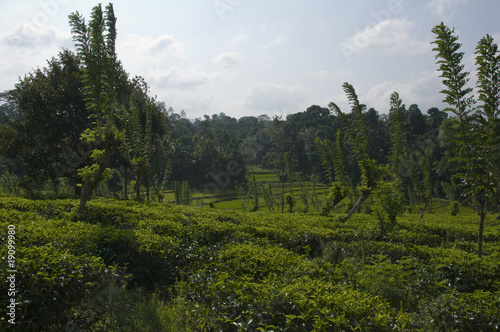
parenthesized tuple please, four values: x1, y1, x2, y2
(0, 196, 499, 330)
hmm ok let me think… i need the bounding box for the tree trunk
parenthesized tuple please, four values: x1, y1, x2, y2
(496, 190, 499, 213)
(478, 210, 486, 258)
(134, 173, 143, 201)
(419, 200, 428, 219)
(340, 191, 370, 222)
(124, 166, 128, 199)
(281, 180, 285, 213)
(74, 182, 82, 197)
(79, 182, 93, 212)
(78, 148, 112, 213)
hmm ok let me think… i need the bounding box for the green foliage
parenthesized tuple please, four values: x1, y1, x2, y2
(432, 22, 500, 257)
(358, 158, 380, 194)
(321, 181, 349, 215)
(69, 3, 123, 211)
(330, 83, 382, 222)
(0, 243, 120, 331)
(422, 290, 500, 331)
(78, 157, 113, 184)
(297, 181, 310, 213)
(475, 35, 500, 118)
(373, 180, 406, 230)
(261, 182, 276, 212)
(169, 113, 248, 189)
(285, 193, 295, 213)
(0, 50, 89, 190)
(389, 92, 406, 174)
(1, 195, 500, 330)
(315, 138, 335, 183)
(173, 181, 191, 205)
(122, 79, 162, 201)
(236, 184, 250, 211)
(0, 171, 20, 195)
(450, 200, 460, 216)
(431, 23, 475, 119)
(315, 129, 348, 187)
(332, 83, 370, 162)
(249, 174, 260, 211)
(475, 34, 500, 207)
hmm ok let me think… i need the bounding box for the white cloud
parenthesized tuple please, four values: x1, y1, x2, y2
(150, 85, 218, 119)
(260, 35, 288, 49)
(364, 71, 443, 113)
(426, 0, 468, 17)
(118, 33, 188, 84)
(1, 23, 71, 50)
(121, 33, 184, 60)
(324, 92, 349, 114)
(313, 69, 354, 81)
(212, 51, 240, 68)
(341, 19, 430, 60)
(148, 35, 184, 58)
(245, 82, 307, 113)
(230, 34, 249, 46)
(0, 23, 72, 91)
(146, 65, 213, 89)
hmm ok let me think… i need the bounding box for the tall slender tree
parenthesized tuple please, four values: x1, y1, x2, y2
(315, 129, 350, 215)
(124, 92, 152, 200)
(432, 23, 500, 257)
(388, 92, 406, 175)
(330, 83, 379, 222)
(69, 3, 123, 212)
(475, 34, 500, 212)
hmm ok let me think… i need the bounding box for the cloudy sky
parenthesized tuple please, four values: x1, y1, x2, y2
(1, 0, 499, 119)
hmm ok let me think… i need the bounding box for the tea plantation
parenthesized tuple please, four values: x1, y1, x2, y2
(1, 196, 499, 331)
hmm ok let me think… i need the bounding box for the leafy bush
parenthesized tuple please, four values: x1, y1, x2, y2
(450, 200, 460, 216)
(421, 290, 500, 331)
(173, 181, 192, 205)
(0, 245, 120, 331)
(373, 180, 406, 231)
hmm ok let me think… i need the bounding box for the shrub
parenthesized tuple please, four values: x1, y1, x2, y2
(173, 181, 192, 205)
(0, 245, 120, 331)
(421, 290, 500, 331)
(373, 180, 406, 231)
(450, 200, 460, 216)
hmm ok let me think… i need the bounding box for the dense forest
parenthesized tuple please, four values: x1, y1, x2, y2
(0, 83, 454, 200)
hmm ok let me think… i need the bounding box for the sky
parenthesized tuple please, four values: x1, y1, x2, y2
(1, 0, 499, 120)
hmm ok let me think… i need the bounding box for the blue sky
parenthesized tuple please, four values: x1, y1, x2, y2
(1, 0, 499, 119)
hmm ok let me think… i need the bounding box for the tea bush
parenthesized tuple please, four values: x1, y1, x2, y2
(0, 244, 120, 331)
(0, 196, 499, 330)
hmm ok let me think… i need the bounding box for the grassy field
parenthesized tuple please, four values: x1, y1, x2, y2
(160, 166, 328, 211)
(161, 167, 475, 217)
(174, 167, 331, 211)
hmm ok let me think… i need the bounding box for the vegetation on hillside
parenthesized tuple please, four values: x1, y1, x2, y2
(0, 196, 499, 330)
